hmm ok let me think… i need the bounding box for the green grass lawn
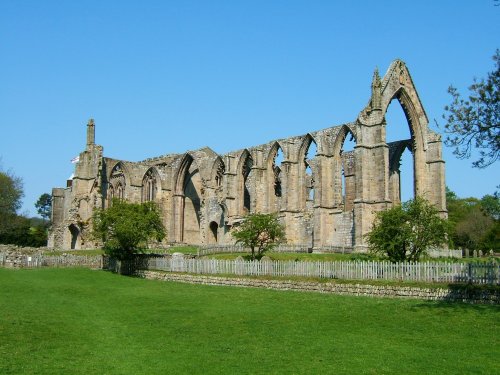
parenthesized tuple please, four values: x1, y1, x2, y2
(1, 268, 498, 374)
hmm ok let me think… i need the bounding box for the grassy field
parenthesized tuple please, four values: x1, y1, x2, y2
(1, 268, 498, 374)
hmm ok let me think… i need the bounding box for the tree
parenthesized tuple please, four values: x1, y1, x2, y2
(366, 197, 449, 262)
(232, 213, 286, 260)
(0, 167, 47, 247)
(35, 193, 52, 221)
(92, 199, 166, 260)
(0, 170, 23, 216)
(441, 49, 499, 168)
(446, 188, 500, 251)
(0, 169, 25, 245)
(480, 194, 500, 220)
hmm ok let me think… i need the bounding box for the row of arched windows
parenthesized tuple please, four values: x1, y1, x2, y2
(105, 118, 413, 212)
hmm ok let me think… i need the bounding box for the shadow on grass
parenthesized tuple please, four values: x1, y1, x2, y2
(410, 283, 499, 311)
(411, 299, 500, 312)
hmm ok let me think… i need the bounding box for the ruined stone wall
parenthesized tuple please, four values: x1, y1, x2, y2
(49, 60, 447, 251)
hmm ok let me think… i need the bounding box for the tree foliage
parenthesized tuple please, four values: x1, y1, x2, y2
(446, 187, 500, 252)
(35, 193, 52, 221)
(0, 170, 23, 216)
(366, 197, 448, 262)
(0, 168, 47, 247)
(92, 199, 166, 260)
(232, 213, 286, 260)
(442, 49, 500, 168)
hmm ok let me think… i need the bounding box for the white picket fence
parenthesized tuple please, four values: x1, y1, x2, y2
(198, 244, 348, 256)
(197, 245, 461, 257)
(143, 257, 500, 284)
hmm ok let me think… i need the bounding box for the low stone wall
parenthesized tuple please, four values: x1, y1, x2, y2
(0, 244, 49, 254)
(135, 271, 499, 304)
(0, 244, 103, 269)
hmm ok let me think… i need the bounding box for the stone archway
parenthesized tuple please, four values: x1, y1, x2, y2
(172, 153, 204, 244)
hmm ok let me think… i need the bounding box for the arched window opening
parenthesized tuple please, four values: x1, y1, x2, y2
(400, 147, 414, 202)
(107, 184, 115, 207)
(115, 183, 125, 201)
(341, 132, 356, 211)
(242, 155, 253, 213)
(142, 169, 158, 202)
(215, 162, 225, 188)
(273, 147, 284, 197)
(385, 100, 415, 202)
(109, 163, 126, 204)
(304, 139, 317, 204)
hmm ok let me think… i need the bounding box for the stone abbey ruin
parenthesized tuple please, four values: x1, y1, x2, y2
(49, 60, 447, 251)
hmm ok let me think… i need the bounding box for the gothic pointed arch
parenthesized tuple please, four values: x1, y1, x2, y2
(210, 156, 225, 189)
(332, 124, 357, 156)
(107, 161, 130, 203)
(173, 153, 194, 195)
(266, 141, 285, 212)
(332, 125, 357, 210)
(379, 60, 428, 152)
(172, 152, 203, 244)
(298, 134, 318, 208)
(141, 167, 161, 202)
(388, 139, 413, 205)
(236, 149, 253, 215)
(379, 61, 429, 198)
(106, 161, 130, 206)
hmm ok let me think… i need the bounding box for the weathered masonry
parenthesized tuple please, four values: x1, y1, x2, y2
(48, 60, 446, 251)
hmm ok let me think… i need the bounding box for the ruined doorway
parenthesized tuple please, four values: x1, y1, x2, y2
(68, 224, 80, 250)
(209, 221, 218, 244)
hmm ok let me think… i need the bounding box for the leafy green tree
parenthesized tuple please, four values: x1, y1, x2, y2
(35, 193, 52, 221)
(480, 194, 500, 220)
(366, 197, 449, 262)
(0, 170, 23, 216)
(446, 188, 499, 251)
(92, 199, 166, 260)
(480, 223, 500, 252)
(455, 205, 495, 250)
(232, 213, 286, 260)
(441, 49, 499, 168)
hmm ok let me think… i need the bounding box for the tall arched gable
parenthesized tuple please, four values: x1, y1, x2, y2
(379, 60, 428, 152)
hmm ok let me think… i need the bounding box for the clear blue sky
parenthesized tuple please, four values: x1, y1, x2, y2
(1, 0, 499, 216)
